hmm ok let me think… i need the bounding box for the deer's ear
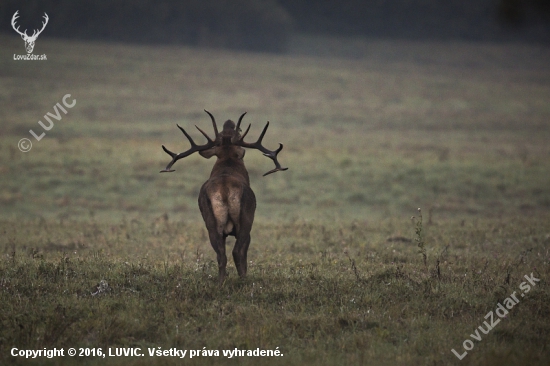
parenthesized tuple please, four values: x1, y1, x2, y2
(199, 147, 216, 159)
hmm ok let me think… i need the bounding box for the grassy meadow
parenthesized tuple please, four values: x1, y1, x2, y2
(1, 35, 550, 365)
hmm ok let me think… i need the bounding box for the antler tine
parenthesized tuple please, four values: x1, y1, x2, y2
(240, 124, 251, 140)
(256, 121, 269, 143)
(235, 120, 288, 176)
(177, 124, 198, 146)
(161, 145, 177, 158)
(195, 125, 214, 143)
(235, 112, 247, 133)
(203, 109, 219, 137)
(160, 145, 178, 172)
(160, 122, 216, 173)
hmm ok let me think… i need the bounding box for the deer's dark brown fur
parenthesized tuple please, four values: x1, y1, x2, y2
(160, 111, 286, 283)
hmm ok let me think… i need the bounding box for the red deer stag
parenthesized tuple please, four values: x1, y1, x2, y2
(160, 110, 287, 283)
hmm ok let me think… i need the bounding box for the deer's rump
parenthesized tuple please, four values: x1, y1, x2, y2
(199, 175, 256, 237)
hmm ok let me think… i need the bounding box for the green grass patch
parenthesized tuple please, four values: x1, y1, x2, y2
(1, 216, 549, 365)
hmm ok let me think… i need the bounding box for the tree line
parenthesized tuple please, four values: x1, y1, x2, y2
(1, 0, 548, 53)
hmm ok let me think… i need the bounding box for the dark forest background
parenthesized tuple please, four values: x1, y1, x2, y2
(1, 0, 549, 52)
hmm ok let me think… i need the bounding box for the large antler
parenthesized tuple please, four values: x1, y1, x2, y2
(11, 11, 27, 38)
(160, 110, 219, 173)
(31, 13, 49, 39)
(234, 113, 288, 176)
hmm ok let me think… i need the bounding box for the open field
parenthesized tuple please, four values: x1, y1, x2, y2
(1, 35, 550, 365)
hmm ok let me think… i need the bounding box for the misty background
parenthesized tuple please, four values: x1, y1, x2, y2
(1, 0, 549, 53)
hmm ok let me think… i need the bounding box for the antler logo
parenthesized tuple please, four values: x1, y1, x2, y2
(11, 10, 49, 54)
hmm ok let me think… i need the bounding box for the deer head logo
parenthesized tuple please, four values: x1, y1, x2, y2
(11, 10, 49, 54)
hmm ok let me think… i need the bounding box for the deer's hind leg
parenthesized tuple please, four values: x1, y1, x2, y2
(232, 187, 256, 278)
(208, 230, 227, 284)
(199, 187, 229, 284)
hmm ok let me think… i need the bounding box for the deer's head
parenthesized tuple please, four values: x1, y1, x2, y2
(12, 11, 49, 54)
(197, 119, 246, 161)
